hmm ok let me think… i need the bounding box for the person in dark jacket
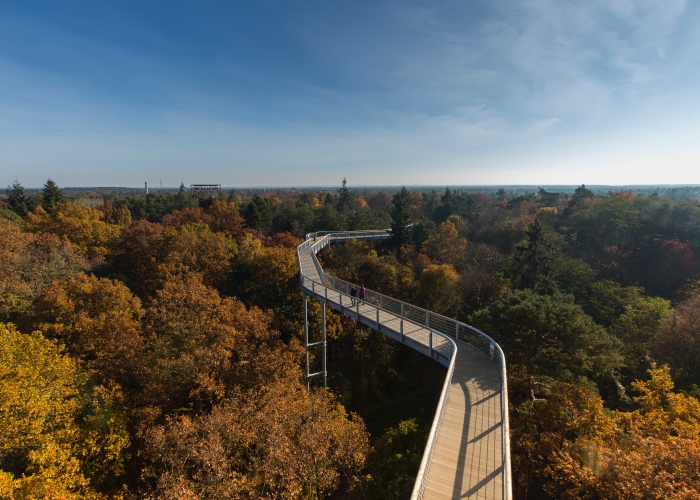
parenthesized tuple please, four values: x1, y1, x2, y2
(350, 286, 357, 305)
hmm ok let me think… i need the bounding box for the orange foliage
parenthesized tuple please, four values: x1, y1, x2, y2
(141, 275, 301, 415)
(31, 273, 145, 387)
(515, 367, 700, 499)
(162, 201, 244, 240)
(159, 224, 237, 288)
(109, 219, 165, 296)
(0, 218, 85, 320)
(207, 200, 245, 238)
(162, 207, 212, 228)
(24, 202, 122, 258)
(142, 383, 368, 499)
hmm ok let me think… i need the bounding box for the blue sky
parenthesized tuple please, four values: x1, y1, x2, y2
(1, 0, 699, 187)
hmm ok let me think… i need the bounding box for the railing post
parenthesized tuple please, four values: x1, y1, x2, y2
(401, 317, 404, 343)
(346, 282, 349, 294)
(376, 307, 380, 330)
(456, 322, 459, 340)
(429, 329, 433, 359)
(426, 311, 429, 328)
(380, 295, 383, 309)
(401, 303, 404, 318)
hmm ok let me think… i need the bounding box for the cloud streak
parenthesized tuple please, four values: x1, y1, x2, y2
(0, 0, 699, 187)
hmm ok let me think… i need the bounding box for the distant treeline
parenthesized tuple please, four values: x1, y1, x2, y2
(5, 183, 700, 202)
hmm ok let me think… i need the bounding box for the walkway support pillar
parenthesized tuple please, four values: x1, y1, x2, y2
(429, 329, 433, 359)
(303, 293, 309, 391)
(322, 303, 327, 388)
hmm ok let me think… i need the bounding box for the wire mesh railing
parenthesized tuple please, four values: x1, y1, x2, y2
(296, 230, 512, 500)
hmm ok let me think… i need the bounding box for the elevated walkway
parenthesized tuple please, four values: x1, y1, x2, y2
(297, 231, 511, 500)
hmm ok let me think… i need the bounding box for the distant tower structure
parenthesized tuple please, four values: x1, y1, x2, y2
(190, 184, 222, 208)
(145, 182, 148, 194)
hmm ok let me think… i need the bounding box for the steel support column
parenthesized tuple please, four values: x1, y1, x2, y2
(303, 293, 309, 391)
(322, 303, 327, 388)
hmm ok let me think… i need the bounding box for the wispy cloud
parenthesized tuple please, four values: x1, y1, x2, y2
(0, 0, 699, 186)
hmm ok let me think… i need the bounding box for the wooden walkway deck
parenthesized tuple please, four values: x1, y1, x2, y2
(299, 242, 505, 499)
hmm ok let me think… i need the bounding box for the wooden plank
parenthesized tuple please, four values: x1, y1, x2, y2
(299, 245, 505, 499)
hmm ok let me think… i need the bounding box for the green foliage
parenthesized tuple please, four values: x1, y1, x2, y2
(337, 178, 355, 212)
(366, 419, 425, 499)
(610, 295, 672, 382)
(537, 187, 560, 207)
(411, 217, 436, 250)
(471, 289, 623, 399)
(432, 187, 458, 223)
(390, 187, 413, 248)
(40, 178, 64, 211)
(5, 180, 33, 217)
(0, 208, 22, 226)
(510, 219, 560, 294)
(244, 195, 273, 234)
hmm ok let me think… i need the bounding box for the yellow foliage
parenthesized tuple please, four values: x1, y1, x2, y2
(421, 221, 467, 265)
(111, 204, 132, 226)
(417, 264, 458, 311)
(24, 202, 122, 258)
(0, 323, 129, 498)
(516, 368, 700, 498)
(159, 224, 238, 288)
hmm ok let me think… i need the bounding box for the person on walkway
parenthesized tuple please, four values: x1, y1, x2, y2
(350, 286, 357, 305)
(359, 285, 366, 302)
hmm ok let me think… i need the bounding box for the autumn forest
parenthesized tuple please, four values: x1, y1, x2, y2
(2, 180, 700, 499)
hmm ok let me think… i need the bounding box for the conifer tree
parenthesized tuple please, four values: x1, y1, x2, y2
(512, 219, 559, 293)
(245, 195, 272, 234)
(337, 178, 355, 212)
(390, 186, 412, 248)
(5, 180, 30, 216)
(433, 187, 457, 223)
(40, 178, 64, 211)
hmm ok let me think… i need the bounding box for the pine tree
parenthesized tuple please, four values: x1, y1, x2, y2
(337, 178, 355, 212)
(433, 187, 457, 223)
(390, 187, 413, 248)
(5, 180, 30, 216)
(564, 184, 595, 217)
(245, 195, 272, 234)
(511, 219, 559, 293)
(41, 178, 64, 211)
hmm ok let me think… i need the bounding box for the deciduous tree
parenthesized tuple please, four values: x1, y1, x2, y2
(421, 220, 466, 265)
(24, 202, 122, 258)
(0, 323, 129, 498)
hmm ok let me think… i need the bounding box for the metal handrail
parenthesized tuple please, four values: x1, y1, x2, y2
(296, 230, 511, 500)
(412, 333, 456, 499)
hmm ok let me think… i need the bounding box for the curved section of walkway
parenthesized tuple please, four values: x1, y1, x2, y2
(297, 231, 511, 500)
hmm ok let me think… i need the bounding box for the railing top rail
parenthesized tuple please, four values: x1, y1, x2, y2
(298, 231, 507, 367)
(295, 229, 511, 500)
